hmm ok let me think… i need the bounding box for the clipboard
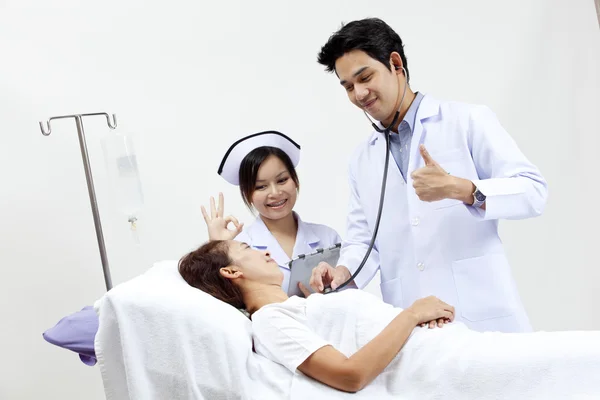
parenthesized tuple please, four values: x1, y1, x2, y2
(286, 243, 341, 297)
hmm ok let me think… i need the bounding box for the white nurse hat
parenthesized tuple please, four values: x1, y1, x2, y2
(217, 131, 301, 186)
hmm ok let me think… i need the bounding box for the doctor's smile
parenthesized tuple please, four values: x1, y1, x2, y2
(361, 98, 377, 109)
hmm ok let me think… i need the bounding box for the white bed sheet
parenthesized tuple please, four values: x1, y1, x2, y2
(94, 261, 600, 400)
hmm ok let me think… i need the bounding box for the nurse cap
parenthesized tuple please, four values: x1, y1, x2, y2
(217, 131, 301, 186)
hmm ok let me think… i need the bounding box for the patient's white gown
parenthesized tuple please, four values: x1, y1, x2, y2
(252, 289, 600, 399)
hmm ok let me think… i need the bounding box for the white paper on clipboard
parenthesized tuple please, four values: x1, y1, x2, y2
(286, 243, 341, 297)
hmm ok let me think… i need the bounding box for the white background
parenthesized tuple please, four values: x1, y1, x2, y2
(1, 0, 599, 398)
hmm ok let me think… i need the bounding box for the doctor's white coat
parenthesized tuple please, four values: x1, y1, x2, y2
(338, 94, 548, 333)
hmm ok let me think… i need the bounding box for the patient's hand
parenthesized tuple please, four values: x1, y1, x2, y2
(201, 192, 244, 241)
(421, 318, 451, 329)
(406, 296, 455, 329)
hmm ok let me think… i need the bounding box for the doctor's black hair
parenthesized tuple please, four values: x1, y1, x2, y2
(317, 17, 410, 82)
(238, 146, 300, 210)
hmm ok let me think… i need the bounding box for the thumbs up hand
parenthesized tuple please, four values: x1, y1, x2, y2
(419, 145, 440, 168)
(410, 145, 455, 202)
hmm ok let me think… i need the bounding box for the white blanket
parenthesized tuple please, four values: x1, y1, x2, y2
(285, 289, 600, 399)
(95, 262, 600, 399)
(289, 326, 600, 399)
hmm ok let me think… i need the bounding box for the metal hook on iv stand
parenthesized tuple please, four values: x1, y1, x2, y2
(39, 112, 118, 291)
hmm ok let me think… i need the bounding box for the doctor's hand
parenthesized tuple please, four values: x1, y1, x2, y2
(411, 145, 455, 202)
(201, 192, 244, 241)
(309, 263, 354, 293)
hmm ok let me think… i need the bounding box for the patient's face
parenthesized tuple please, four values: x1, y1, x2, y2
(251, 155, 297, 221)
(227, 241, 283, 283)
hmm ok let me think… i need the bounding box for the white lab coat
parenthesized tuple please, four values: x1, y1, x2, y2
(338, 94, 548, 333)
(236, 212, 341, 293)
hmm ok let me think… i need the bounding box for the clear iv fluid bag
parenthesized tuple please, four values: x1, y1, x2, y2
(101, 132, 144, 218)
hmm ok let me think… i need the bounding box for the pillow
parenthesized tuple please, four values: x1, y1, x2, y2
(94, 260, 256, 399)
(43, 306, 99, 366)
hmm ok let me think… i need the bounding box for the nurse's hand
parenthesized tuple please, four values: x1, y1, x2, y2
(298, 282, 312, 298)
(201, 192, 244, 241)
(309, 263, 354, 293)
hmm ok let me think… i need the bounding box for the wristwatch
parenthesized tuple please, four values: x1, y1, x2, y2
(472, 185, 486, 208)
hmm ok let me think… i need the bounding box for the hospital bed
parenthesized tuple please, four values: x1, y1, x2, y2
(45, 260, 600, 399)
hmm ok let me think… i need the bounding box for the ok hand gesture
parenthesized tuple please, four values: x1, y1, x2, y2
(200, 192, 244, 241)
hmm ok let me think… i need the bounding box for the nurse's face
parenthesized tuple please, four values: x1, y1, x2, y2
(251, 155, 298, 221)
(335, 49, 405, 127)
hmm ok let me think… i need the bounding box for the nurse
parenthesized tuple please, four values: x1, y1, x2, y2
(201, 131, 341, 294)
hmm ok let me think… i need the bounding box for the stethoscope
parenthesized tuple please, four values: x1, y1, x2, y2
(325, 66, 408, 294)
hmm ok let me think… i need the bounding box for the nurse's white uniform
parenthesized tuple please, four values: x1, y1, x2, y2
(236, 213, 341, 292)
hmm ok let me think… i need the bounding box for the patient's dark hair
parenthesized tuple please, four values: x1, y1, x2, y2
(178, 240, 245, 309)
(317, 17, 410, 82)
(238, 146, 300, 210)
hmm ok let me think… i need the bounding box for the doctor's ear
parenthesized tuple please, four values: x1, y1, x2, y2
(389, 52, 405, 74)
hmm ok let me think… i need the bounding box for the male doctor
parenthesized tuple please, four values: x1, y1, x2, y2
(309, 18, 548, 333)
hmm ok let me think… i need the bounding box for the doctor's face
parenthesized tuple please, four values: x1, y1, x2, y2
(335, 50, 404, 126)
(251, 155, 298, 221)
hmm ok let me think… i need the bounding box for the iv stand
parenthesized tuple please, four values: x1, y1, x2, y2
(39, 113, 117, 291)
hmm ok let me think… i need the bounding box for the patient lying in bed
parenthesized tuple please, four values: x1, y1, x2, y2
(179, 240, 600, 397)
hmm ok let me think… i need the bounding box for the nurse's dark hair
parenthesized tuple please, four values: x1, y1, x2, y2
(238, 146, 300, 210)
(317, 17, 410, 82)
(178, 240, 246, 309)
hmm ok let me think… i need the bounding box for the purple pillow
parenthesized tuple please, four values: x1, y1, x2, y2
(43, 306, 99, 366)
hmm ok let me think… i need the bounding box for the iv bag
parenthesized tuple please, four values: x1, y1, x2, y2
(101, 132, 144, 219)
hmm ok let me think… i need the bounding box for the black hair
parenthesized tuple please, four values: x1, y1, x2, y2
(238, 147, 300, 210)
(317, 17, 410, 82)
